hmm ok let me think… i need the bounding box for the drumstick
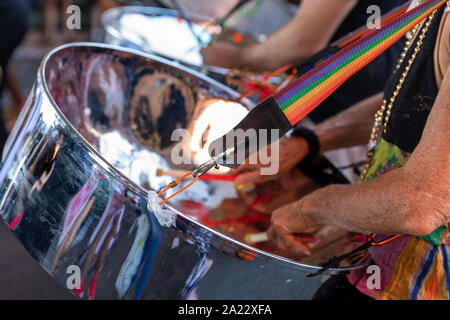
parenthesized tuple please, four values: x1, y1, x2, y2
(156, 169, 192, 178)
(244, 232, 268, 245)
(244, 232, 317, 246)
(156, 168, 237, 182)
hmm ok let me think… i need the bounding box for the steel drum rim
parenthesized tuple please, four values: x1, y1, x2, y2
(34, 42, 368, 274)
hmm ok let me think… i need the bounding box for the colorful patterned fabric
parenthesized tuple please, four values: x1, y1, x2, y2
(363, 137, 410, 181)
(348, 138, 450, 300)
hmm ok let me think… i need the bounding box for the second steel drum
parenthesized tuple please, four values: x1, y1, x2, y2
(101, 6, 287, 97)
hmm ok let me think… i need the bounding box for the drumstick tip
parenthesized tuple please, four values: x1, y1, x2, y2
(244, 232, 268, 245)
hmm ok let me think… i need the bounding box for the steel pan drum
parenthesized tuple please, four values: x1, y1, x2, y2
(102, 6, 221, 68)
(101, 6, 285, 97)
(0, 43, 368, 300)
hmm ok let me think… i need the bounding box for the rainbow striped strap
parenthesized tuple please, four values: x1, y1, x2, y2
(295, 2, 412, 83)
(332, 2, 411, 49)
(274, 0, 447, 126)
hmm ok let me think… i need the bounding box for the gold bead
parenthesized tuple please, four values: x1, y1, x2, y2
(362, 8, 435, 184)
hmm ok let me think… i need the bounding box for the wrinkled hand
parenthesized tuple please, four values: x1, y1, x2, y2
(200, 41, 244, 69)
(267, 198, 320, 255)
(234, 136, 309, 185)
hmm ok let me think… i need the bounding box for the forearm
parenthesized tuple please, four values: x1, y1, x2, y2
(314, 92, 383, 152)
(239, 0, 357, 71)
(240, 23, 323, 71)
(301, 166, 431, 236)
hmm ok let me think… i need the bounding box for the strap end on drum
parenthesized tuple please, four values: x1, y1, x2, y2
(192, 149, 231, 178)
(205, 97, 293, 170)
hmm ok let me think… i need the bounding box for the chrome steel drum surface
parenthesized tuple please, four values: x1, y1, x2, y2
(102, 6, 218, 67)
(101, 6, 285, 98)
(0, 43, 368, 300)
